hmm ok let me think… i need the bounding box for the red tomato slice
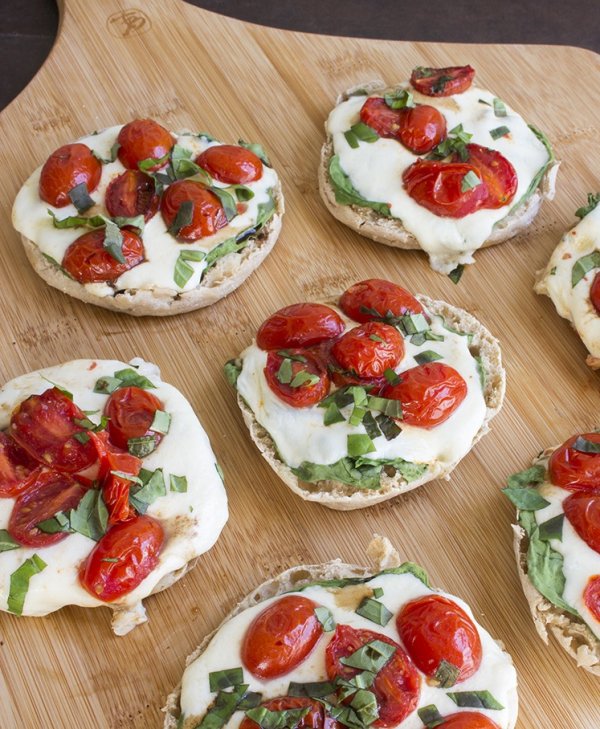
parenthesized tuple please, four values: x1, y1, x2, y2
(396, 595, 482, 683)
(160, 179, 228, 241)
(591, 272, 600, 316)
(79, 514, 164, 601)
(340, 280, 424, 323)
(331, 322, 405, 380)
(435, 713, 501, 729)
(548, 433, 600, 493)
(403, 159, 488, 218)
(240, 697, 341, 729)
(10, 388, 97, 473)
(257, 303, 345, 351)
(8, 468, 88, 547)
(62, 228, 145, 284)
(117, 119, 174, 171)
(410, 66, 475, 97)
(458, 144, 517, 208)
(104, 386, 164, 452)
(360, 98, 404, 139)
(326, 625, 420, 727)
(0, 432, 39, 497)
(265, 351, 330, 408)
(196, 144, 263, 184)
(39, 143, 102, 208)
(242, 595, 323, 679)
(584, 575, 600, 621)
(563, 492, 600, 553)
(105, 169, 159, 221)
(399, 105, 447, 154)
(381, 362, 467, 428)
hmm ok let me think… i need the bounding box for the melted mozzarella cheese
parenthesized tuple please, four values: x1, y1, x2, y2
(0, 359, 228, 619)
(326, 86, 550, 273)
(180, 572, 518, 729)
(11, 126, 279, 296)
(236, 305, 486, 471)
(535, 203, 600, 359)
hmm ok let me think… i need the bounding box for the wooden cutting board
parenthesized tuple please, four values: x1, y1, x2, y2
(0, 0, 599, 726)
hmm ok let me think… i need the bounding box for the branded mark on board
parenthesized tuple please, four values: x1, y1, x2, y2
(107, 9, 152, 38)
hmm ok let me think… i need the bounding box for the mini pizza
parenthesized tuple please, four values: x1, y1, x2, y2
(0, 358, 228, 634)
(12, 119, 284, 315)
(504, 432, 600, 674)
(535, 193, 600, 368)
(225, 279, 505, 510)
(318, 65, 558, 278)
(164, 536, 518, 729)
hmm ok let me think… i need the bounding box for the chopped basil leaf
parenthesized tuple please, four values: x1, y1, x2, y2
(507, 464, 546, 489)
(208, 667, 244, 692)
(396, 312, 429, 336)
(110, 470, 143, 485)
(113, 214, 145, 232)
(276, 357, 293, 384)
(37, 511, 74, 535)
(429, 124, 472, 162)
(571, 251, 600, 288)
(314, 605, 336, 632)
(292, 455, 426, 490)
(414, 350, 442, 365)
(93, 376, 121, 394)
(573, 435, 600, 453)
(329, 155, 391, 217)
(461, 170, 481, 193)
(575, 192, 600, 219)
(372, 587, 383, 599)
(245, 706, 310, 729)
(174, 248, 206, 288)
(319, 386, 354, 410)
(323, 401, 345, 426)
(224, 359, 242, 387)
(290, 371, 320, 388)
(369, 334, 384, 343)
(362, 411, 382, 441)
(129, 468, 166, 513)
(493, 97, 508, 117)
(73, 432, 90, 444)
(350, 688, 379, 725)
(447, 690, 504, 710)
(41, 376, 73, 400)
(340, 639, 396, 672)
(7, 554, 47, 615)
(0, 529, 20, 552)
(503, 484, 550, 510)
(168, 200, 195, 236)
(508, 124, 554, 215)
(344, 130, 359, 149)
(48, 210, 105, 229)
(169, 474, 188, 492)
(448, 264, 465, 284)
(94, 367, 156, 394)
(349, 122, 379, 143)
(256, 194, 277, 228)
(375, 414, 401, 441)
(288, 680, 336, 698)
(238, 693, 263, 711)
(211, 187, 238, 222)
(69, 489, 109, 541)
(138, 152, 170, 172)
(347, 434, 376, 458)
(550, 266, 557, 275)
(203, 237, 246, 271)
(150, 409, 171, 435)
(490, 125, 510, 140)
(538, 513, 564, 541)
(383, 368, 399, 385)
(128, 435, 158, 458)
(277, 351, 308, 363)
(238, 139, 271, 166)
(197, 684, 250, 729)
(68, 182, 95, 213)
(434, 659, 460, 688)
(355, 597, 392, 626)
(384, 88, 414, 109)
(366, 395, 402, 419)
(417, 705, 444, 729)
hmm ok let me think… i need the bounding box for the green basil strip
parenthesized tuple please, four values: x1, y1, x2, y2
(292, 456, 426, 491)
(323, 401, 345, 426)
(417, 705, 444, 729)
(397, 312, 429, 336)
(113, 214, 145, 232)
(169, 474, 188, 493)
(384, 88, 414, 109)
(349, 122, 379, 143)
(238, 139, 271, 166)
(208, 667, 244, 692)
(256, 195, 276, 228)
(128, 435, 158, 458)
(375, 414, 401, 441)
(506, 464, 546, 489)
(245, 707, 310, 729)
(168, 200, 195, 236)
(461, 170, 481, 192)
(276, 358, 293, 384)
(538, 513, 564, 541)
(68, 182, 95, 213)
(197, 684, 250, 729)
(571, 251, 600, 288)
(69, 489, 109, 541)
(110, 470, 143, 485)
(575, 192, 600, 219)
(224, 359, 242, 387)
(73, 432, 90, 444)
(314, 606, 336, 632)
(447, 690, 504, 711)
(138, 152, 170, 172)
(174, 248, 206, 288)
(129, 468, 167, 513)
(93, 376, 122, 394)
(41, 376, 73, 400)
(0, 529, 21, 552)
(290, 371, 320, 388)
(366, 396, 402, 419)
(490, 125, 510, 140)
(493, 97, 508, 117)
(288, 681, 336, 698)
(362, 411, 382, 441)
(94, 367, 156, 394)
(340, 639, 396, 672)
(434, 659, 460, 688)
(414, 350, 443, 365)
(211, 187, 238, 221)
(355, 597, 392, 626)
(573, 435, 600, 453)
(48, 210, 105, 229)
(238, 693, 263, 711)
(329, 155, 391, 217)
(203, 237, 246, 271)
(350, 689, 379, 725)
(37, 511, 73, 535)
(347, 433, 376, 457)
(344, 130, 359, 149)
(150, 409, 171, 435)
(372, 587, 383, 599)
(383, 368, 399, 385)
(448, 264, 465, 284)
(7, 554, 47, 615)
(502, 484, 550, 510)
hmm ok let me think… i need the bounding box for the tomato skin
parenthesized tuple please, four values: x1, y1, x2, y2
(584, 575, 600, 621)
(399, 105, 447, 154)
(460, 144, 517, 208)
(434, 712, 501, 729)
(79, 514, 164, 601)
(326, 624, 420, 727)
(257, 303, 345, 350)
(8, 468, 88, 547)
(117, 119, 174, 171)
(240, 697, 341, 729)
(196, 144, 263, 184)
(265, 351, 331, 408)
(331, 322, 405, 380)
(381, 362, 467, 428)
(563, 492, 600, 553)
(548, 433, 600, 493)
(590, 272, 600, 316)
(0, 432, 39, 497)
(396, 595, 482, 683)
(105, 170, 159, 221)
(39, 143, 102, 207)
(104, 386, 164, 451)
(10, 388, 97, 473)
(410, 65, 475, 97)
(360, 98, 404, 140)
(62, 228, 145, 283)
(339, 279, 424, 323)
(160, 179, 228, 241)
(242, 595, 323, 679)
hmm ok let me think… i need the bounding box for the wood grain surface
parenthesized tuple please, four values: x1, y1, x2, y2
(0, 1, 599, 727)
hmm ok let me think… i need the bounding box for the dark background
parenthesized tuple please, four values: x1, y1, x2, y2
(1, 0, 599, 110)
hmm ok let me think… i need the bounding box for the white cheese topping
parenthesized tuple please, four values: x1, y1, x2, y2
(0, 359, 228, 620)
(180, 572, 518, 729)
(535, 203, 600, 360)
(236, 304, 486, 472)
(12, 126, 279, 296)
(326, 86, 550, 273)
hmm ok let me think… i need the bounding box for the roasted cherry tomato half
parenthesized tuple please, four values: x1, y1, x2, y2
(331, 322, 405, 380)
(563, 492, 600, 553)
(434, 713, 500, 729)
(396, 594, 482, 683)
(0, 432, 39, 496)
(548, 433, 600, 493)
(339, 279, 424, 323)
(8, 468, 88, 547)
(257, 303, 345, 351)
(196, 144, 263, 184)
(240, 697, 341, 729)
(160, 179, 228, 241)
(79, 514, 164, 601)
(381, 362, 467, 428)
(62, 228, 145, 284)
(105, 169, 159, 221)
(326, 625, 420, 727)
(117, 119, 174, 171)
(410, 65, 475, 97)
(104, 386, 164, 452)
(403, 159, 487, 218)
(459, 144, 517, 208)
(590, 272, 600, 316)
(39, 143, 102, 208)
(242, 595, 323, 679)
(584, 575, 600, 621)
(399, 105, 447, 154)
(264, 351, 330, 408)
(10, 387, 97, 473)
(360, 98, 404, 140)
